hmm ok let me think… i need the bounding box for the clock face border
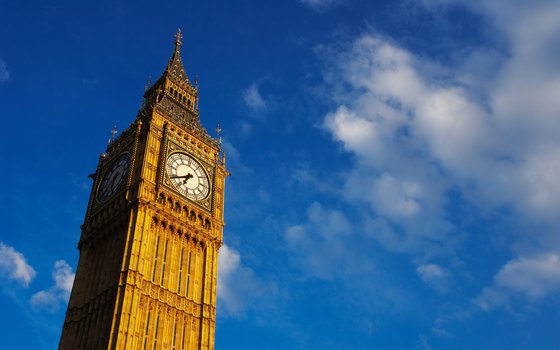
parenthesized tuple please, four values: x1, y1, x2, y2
(165, 152, 210, 201)
(96, 152, 131, 204)
(162, 141, 214, 212)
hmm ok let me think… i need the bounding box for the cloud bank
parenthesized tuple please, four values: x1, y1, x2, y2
(309, 0, 560, 310)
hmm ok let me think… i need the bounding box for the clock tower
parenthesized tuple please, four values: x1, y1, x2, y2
(59, 29, 227, 350)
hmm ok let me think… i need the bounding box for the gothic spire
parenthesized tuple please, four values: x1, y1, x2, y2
(165, 28, 190, 83)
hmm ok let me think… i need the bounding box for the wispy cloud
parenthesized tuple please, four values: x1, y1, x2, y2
(474, 253, 560, 310)
(242, 82, 268, 112)
(238, 81, 274, 137)
(284, 202, 412, 314)
(217, 244, 277, 317)
(0, 242, 36, 287)
(285, 202, 356, 280)
(417, 264, 451, 294)
(0, 59, 9, 82)
(30, 260, 74, 313)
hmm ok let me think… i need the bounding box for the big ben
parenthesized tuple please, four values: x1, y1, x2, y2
(59, 29, 227, 350)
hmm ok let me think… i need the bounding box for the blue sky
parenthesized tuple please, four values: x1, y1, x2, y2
(1, 0, 560, 348)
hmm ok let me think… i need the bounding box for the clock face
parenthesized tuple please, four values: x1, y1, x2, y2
(166, 152, 210, 201)
(97, 153, 131, 203)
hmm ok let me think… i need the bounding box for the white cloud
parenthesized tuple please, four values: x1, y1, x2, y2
(475, 253, 560, 310)
(52, 260, 74, 299)
(417, 264, 451, 293)
(413, 0, 560, 222)
(321, 36, 464, 257)
(321, 0, 560, 240)
(30, 260, 75, 313)
(285, 202, 361, 280)
(0, 242, 36, 287)
(370, 173, 422, 219)
(324, 106, 380, 159)
(0, 59, 9, 82)
(29, 290, 60, 313)
(217, 244, 276, 317)
(242, 82, 267, 112)
(285, 224, 306, 243)
(417, 264, 446, 280)
(324, 33, 489, 177)
(316, 0, 560, 310)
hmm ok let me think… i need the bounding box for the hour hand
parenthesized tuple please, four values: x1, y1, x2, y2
(170, 173, 194, 184)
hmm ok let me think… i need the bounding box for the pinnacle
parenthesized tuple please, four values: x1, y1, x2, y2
(166, 28, 189, 84)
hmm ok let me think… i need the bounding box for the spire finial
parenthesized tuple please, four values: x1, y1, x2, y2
(164, 29, 189, 83)
(108, 126, 118, 145)
(175, 28, 183, 48)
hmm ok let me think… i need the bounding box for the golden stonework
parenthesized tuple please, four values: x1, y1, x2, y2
(58, 29, 227, 350)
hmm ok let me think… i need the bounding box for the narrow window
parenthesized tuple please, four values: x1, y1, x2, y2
(160, 239, 169, 286)
(151, 236, 160, 281)
(143, 311, 151, 350)
(181, 322, 186, 350)
(152, 313, 160, 350)
(172, 321, 177, 350)
(177, 248, 184, 293)
(185, 251, 192, 296)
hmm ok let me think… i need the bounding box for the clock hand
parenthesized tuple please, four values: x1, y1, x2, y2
(183, 173, 194, 184)
(170, 173, 194, 184)
(110, 173, 119, 188)
(170, 174, 192, 178)
(110, 169, 125, 189)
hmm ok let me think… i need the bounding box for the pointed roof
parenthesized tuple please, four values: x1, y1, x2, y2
(165, 28, 190, 83)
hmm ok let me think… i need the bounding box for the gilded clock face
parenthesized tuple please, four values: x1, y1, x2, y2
(97, 153, 131, 203)
(166, 152, 210, 201)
